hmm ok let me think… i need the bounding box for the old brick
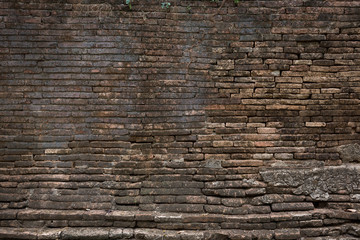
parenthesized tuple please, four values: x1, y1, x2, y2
(0, 0, 360, 237)
(157, 204, 204, 213)
(251, 194, 284, 205)
(221, 160, 264, 167)
(221, 198, 246, 207)
(274, 229, 300, 239)
(306, 122, 327, 127)
(272, 202, 315, 212)
(277, 221, 299, 228)
(295, 34, 326, 42)
(213, 141, 234, 147)
(299, 219, 323, 227)
(0, 228, 38, 239)
(61, 228, 109, 240)
(245, 188, 266, 196)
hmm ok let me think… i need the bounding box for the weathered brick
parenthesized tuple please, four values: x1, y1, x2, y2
(221, 198, 246, 207)
(299, 219, 323, 227)
(61, 228, 109, 240)
(272, 202, 315, 212)
(306, 122, 327, 127)
(295, 34, 326, 42)
(157, 204, 204, 213)
(1, 0, 360, 237)
(274, 229, 300, 239)
(213, 141, 234, 148)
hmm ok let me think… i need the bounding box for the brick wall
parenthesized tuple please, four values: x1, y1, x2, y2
(1, 0, 360, 239)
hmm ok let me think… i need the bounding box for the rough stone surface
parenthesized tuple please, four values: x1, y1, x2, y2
(261, 166, 360, 199)
(338, 144, 360, 163)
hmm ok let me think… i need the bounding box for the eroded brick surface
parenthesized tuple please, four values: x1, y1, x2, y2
(0, 0, 360, 238)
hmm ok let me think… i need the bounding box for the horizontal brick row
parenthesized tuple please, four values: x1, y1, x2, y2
(0, 209, 358, 229)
